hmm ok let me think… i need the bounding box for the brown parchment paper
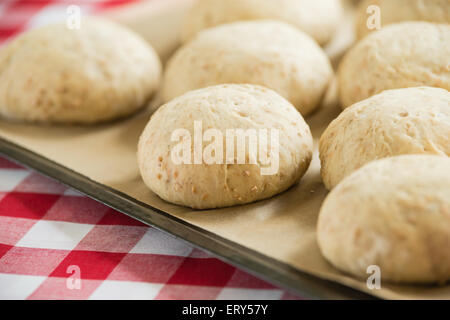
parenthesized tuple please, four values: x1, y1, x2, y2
(0, 0, 449, 300)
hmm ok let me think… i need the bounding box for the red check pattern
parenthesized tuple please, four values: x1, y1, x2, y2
(0, 0, 301, 300)
(0, 158, 301, 300)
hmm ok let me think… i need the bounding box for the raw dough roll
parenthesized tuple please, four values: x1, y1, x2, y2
(138, 84, 313, 209)
(355, 0, 450, 39)
(163, 20, 333, 116)
(182, 0, 344, 45)
(320, 87, 450, 190)
(0, 18, 162, 124)
(338, 22, 450, 108)
(317, 155, 450, 284)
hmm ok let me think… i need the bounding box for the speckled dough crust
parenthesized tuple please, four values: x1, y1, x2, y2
(138, 84, 314, 209)
(0, 18, 162, 124)
(317, 155, 450, 284)
(320, 87, 450, 190)
(182, 0, 344, 45)
(338, 22, 450, 108)
(163, 21, 333, 116)
(355, 0, 450, 39)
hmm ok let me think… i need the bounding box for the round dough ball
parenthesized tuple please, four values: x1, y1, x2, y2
(138, 84, 314, 209)
(182, 0, 344, 45)
(320, 87, 450, 190)
(317, 155, 450, 284)
(0, 18, 162, 124)
(338, 22, 450, 108)
(163, 21, 333, 116)
(355, 0, 450, 40)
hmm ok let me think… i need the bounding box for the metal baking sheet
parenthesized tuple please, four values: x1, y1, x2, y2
(0, 137, 374, 299)
(0, 0, 382, 300)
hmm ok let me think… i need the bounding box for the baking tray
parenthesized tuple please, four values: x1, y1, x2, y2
(0, 1, 370, 297)
(3, 0, 447, 300)
(0, 137, 374, 299)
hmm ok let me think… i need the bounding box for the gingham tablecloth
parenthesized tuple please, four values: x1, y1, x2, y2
(0, 0, 299, 300)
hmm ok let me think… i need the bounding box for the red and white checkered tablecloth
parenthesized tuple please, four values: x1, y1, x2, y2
(0, 0, 300, 300)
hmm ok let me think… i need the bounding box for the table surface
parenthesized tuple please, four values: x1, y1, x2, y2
(0, 0, 300, 300)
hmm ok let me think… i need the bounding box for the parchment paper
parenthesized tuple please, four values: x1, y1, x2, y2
(0, 0, 448, 300)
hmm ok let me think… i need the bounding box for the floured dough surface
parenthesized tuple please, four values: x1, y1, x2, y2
(138, 84, 313, 209)
(182, 0, 344, 45)
(338, 22, 450, 108)
(0, 18, 162, 124)
(318, 155, 450, 284)
(320, 87, 450, 189)
(163, 20, 333, 116)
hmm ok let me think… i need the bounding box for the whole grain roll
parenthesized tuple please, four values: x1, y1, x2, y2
(138, 84, 313, 209)
(163, 21, 333, 116)
(338, 22, 450, 108)
(317, 155, 450, 284)
(182, 0, 344, 45)
(0, 18, 162, 124)
(320, 87, 450, 190)
(355, 0, 450, 40)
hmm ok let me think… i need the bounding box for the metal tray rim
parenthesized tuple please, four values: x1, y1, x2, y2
(0, 136, 376, 300)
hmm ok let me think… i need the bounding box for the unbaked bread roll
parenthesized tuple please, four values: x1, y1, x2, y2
(320, 87, 450, 190)
(317, 155, 450, 284)
(182, 0, 344, 45)
(138, 84, 313, 209)
(163, 21, 333, 116)
(355, 0, 450, 39)
(338, 22, 450, 108)
(0, 18, 161, 124)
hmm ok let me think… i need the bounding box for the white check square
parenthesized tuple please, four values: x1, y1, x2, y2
(15, 220, 93, 250)
(89, 280, 163, 300)
(216, 288, 284, 300)
(26, 4, 93, 30)
(63, 189, 84, 197)
(0, 169, 29, 192)
(0, 273, 46, 300)
(130, 229, 193, 257)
